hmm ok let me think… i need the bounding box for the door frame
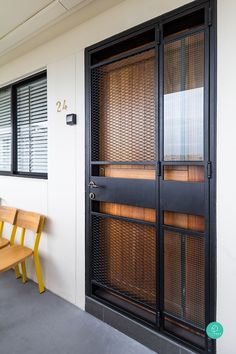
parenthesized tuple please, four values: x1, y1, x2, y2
(85, 0, 217, 352)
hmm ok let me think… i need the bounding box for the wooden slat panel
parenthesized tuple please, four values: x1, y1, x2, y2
(100, 202, 156, 223)
(164, 211, 205, 232)
(164, 166, 204, 182)
(100, 165, 156, 180)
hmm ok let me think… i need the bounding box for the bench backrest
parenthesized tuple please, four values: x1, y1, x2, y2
(0, 206, 17, 224)
(15, 210, 42, 233)
(0, 206, 17, 238)
(11, 210, 45, 252)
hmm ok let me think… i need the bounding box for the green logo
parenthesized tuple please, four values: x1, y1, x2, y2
(206, 322, 224, 339)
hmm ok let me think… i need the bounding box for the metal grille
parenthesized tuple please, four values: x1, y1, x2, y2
(92, 215, 156, 309)
(91, 49, 156, 162)
(164, 230, 205, 328)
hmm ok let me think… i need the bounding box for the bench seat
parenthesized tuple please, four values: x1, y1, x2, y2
(0, 238, 10, 249)
(0, 245, 33, 272)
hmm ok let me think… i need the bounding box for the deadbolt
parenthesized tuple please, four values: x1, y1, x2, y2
(89, 192, 96, 200)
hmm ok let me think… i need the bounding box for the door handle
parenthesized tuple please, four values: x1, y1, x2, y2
(88, 181, 100, 188)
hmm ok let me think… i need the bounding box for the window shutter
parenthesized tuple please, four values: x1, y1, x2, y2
(0, 88, 12, 172)
(16, 77, 47, 174)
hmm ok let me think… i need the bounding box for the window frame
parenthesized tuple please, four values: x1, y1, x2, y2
(0, 71, 47, 179)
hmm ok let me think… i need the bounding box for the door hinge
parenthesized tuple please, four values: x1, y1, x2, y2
(158, 161, 162, 177)
(207, 162, 212, 179)
(156, 28, 160, 44)
(208, 7, 212, 26)
(157, 311, 161, 327)
(207, 338, 214, 353)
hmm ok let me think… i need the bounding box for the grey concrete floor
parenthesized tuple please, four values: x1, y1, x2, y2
(0, 272, 155, 354)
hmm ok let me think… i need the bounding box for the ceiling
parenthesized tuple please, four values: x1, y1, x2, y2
(0, 0, 123, 66)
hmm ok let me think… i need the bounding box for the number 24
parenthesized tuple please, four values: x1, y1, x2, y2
(56, 100, 68, 112)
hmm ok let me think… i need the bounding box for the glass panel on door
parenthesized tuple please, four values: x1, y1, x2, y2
(164, 32, 204, 161)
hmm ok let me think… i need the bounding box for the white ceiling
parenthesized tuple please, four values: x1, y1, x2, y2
(0, 0, 120, 65)
(0, 0, 55, 39)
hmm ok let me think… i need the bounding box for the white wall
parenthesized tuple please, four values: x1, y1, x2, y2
(0, 0, 234, 352)
(217, 1, 236, 353)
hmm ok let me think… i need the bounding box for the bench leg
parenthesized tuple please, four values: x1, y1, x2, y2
(15, 265, 21, 279)
(34, 254, 44, 294)
(21, 262, 27, 283)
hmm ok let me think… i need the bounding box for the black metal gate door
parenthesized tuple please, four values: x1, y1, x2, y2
(88, 43, 158, 324)
(85, 2, 215, 352)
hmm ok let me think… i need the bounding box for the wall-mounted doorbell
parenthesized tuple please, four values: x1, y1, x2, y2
(66, 113, 77, 125)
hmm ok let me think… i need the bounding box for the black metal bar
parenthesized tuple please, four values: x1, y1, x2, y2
(162, 224, 205, 238)
(86, 0, 209, 55)
(158, 21, 165, 333)
(160, 181, 205, 216)
(209, 0, 217, 331)
(154, 23, 160, 329)
(163, 311, 205, 334)
(91, 211, 156, 227)
(85, 49, 92, 297)
(181, 234, 186, 320)
(91, 177, 156, 209)
(91, 161, 157, 165)
(203, 8, 211, 352)
(90, 42, 156, 69)
(162, 161, 205, 166)
(163, 25, 206, 44)
(91, 280, 156, 313)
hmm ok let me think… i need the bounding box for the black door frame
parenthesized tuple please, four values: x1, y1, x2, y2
(85, 0, 217, 353)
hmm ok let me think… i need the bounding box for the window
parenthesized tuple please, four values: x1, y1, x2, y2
(0, 88, 11, 171)
(0, 72, 47, 178)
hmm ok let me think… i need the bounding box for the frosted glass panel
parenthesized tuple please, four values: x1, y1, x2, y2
(164, 32, 204, 161)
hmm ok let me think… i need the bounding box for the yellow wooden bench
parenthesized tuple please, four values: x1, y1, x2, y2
(0, 209, 45, 293)
(0, 206, 17, 250)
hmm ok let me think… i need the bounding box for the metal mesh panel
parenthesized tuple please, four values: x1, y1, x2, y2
(91, 49, 156, 162)
(164, 230, 205, 329)
(92, 215, 156, 309)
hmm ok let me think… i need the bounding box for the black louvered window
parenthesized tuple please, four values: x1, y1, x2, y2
(16, 77, 47, 174)
(0, 72, 47, 178)
(0, 88, 11, 172)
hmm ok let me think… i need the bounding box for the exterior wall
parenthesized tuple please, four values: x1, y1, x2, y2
(217, 1, 236, 353)
(0, 0, 234, 353)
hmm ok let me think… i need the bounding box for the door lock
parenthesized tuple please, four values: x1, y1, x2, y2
(89, 192, 96, 200)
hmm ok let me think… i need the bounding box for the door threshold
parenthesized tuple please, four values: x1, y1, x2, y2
(85, 296, 198, 354)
